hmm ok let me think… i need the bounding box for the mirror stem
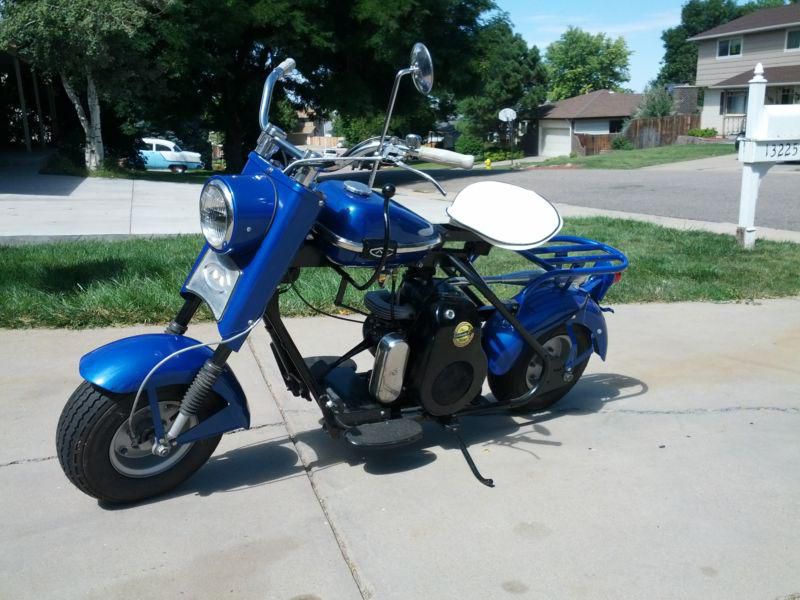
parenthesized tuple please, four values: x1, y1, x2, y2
(368, 67, 415, 189)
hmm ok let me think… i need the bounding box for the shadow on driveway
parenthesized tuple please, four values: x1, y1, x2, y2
(101, 372, 646, 509)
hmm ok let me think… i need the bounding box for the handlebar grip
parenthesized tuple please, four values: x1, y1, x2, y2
(277, 58, 296, 77)
(415, 146, 474, 169)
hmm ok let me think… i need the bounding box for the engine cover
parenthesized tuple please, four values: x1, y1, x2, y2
(405, 283, 487, 416)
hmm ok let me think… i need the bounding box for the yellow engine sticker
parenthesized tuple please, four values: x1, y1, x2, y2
(453, 321, 474, 348)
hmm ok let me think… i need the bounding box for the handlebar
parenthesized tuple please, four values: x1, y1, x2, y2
(413, 146, 474, 169)
(258, 57, 296, 131)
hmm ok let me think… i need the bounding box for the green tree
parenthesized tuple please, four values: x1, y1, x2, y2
(457, 15, 547, 138)
(146, 0, 495, 171)
(656, 0, 798, 85)
(544, 27, 631, 101)
(0, 0, 162, 170)
(636, 86, 674, 118)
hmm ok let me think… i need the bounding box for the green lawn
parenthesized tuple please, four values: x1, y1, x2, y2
(1, 217, 798, 329)
(41, 153, 215, 184)
(530, 143, 736, 169)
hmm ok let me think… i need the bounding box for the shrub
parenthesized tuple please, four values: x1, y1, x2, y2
(636, 85, 674, 118)
(454, 133, 485, 157)
(483, 148, 523, 162)
(687, 127, 718, 138)
(611, 136, 634, 150)
(332, 113, 385, 146)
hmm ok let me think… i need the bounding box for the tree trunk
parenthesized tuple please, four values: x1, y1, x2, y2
(223, 120, 245, 173)
(59, 71, 104, 171)
(85, 71, 104, 170)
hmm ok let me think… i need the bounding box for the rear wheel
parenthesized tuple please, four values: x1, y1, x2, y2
(488, 325, 591, 412)
(56, 382, 222, 504)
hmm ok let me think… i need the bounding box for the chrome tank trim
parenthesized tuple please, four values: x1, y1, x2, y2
(314, 223, 442, 255)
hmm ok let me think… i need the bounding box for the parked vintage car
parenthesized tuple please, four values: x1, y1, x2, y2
(140, 137, 204, 173)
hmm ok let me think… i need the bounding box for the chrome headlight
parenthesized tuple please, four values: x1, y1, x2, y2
(199, 179, 234, 250)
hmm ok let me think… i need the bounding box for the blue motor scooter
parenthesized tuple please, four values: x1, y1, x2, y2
(57, 44, 627, 503)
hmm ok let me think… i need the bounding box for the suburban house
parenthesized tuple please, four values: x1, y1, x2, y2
(533, 90, 643, 157)
(689, 3, 800, 135)
(287, 110, 339, 148)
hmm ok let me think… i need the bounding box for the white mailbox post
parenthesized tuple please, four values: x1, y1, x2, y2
(737, 63, 800, 249)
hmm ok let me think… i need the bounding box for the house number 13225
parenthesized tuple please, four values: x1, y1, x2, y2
(765, 142, 800, 159)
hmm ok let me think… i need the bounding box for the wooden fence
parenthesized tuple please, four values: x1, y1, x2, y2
(574, 133, 617, 156)
(625, 114, 700, 149)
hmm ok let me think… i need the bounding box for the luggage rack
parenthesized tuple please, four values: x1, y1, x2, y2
(451, 235, 628, 291)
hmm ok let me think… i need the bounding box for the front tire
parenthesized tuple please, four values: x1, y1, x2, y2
(56, 382, 222, 504)
(169, 165, 187, 174)
(488, 325, 591, 412)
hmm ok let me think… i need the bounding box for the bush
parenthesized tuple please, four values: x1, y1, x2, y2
(687, 127, 718, 138)
(611, 136, 634, 150)
(454, 133, 485, 157)
(636, 85, 673, 118)
(332, 113, 385, 146)
(40, 152, 87, 177)
(483, 149, 523, 162)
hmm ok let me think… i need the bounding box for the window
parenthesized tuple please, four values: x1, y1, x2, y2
(155, 143, 171, 152)
(724, 90, 747, 114)
(609, 119, 624, 133)
(781, 86, 800, 105)
(717, 37, 742, 58)
(788, 29, 800, 51)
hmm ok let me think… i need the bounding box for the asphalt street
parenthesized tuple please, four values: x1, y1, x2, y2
(1, 154, 799, 240)
(2, 300, 799, 599)
(380, 155, 800, 232)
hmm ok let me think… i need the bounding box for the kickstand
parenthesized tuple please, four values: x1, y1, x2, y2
(442, 420, 495, 488)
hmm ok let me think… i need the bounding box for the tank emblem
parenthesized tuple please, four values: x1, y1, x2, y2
(453, 321, 474, 347)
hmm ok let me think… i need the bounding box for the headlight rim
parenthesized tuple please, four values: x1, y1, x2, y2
(200, 178, 235, 252)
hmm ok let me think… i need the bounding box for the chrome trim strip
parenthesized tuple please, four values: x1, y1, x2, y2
(314, 223, 442, 255)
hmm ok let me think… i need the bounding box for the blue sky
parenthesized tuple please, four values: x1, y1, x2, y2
(496, 0, 688, 92)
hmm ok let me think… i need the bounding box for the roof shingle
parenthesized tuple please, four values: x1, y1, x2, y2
(711, 65, 800, 88)
(688, 4, 800, 41)
(537, 90, 643, 120)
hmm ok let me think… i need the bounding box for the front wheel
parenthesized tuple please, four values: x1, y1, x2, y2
(488, 325, 591, 412)
(169, 164, 187, 174)
(56, 382, 222, 504)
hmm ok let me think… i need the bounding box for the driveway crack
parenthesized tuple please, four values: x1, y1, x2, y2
(247, 336, 371, 600)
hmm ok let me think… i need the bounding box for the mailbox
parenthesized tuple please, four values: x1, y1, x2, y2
(739, 104, 800, 163)
(735, 63, 800, 249)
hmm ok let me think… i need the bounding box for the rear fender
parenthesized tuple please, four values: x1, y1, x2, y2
(482, 284, 608, 376)
(79, 333, 249, 442)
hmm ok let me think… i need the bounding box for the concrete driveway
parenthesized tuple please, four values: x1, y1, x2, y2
(2, 299, 799, 599)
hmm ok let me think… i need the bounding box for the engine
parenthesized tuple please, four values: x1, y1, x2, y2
(363, 276, 487, 416)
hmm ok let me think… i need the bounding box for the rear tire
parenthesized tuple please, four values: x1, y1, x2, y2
(56, 381, 222, 504)
(488, 325, 591, 412)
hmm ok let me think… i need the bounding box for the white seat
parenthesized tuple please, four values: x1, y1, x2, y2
(446, 181, 562, 250)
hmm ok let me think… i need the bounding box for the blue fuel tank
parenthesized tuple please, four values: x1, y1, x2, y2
(314, 179, 442, 267)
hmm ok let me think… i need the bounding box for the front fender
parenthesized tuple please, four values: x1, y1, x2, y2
(79, 333, 250, 439)
(482, 284, 608, 376)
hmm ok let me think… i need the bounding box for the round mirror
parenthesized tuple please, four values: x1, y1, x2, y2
(410, 43, 433, 95)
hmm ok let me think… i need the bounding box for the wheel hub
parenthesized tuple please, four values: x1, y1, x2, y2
(525, 334, 572, 388)
(109, 401, 196, 478)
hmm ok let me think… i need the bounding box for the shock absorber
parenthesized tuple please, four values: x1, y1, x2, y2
(163, 346, 232, 443)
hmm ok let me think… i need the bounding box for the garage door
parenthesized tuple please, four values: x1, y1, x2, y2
(540, 124, 571, 157)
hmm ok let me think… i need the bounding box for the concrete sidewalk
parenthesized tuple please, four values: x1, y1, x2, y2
(2, 300, 799, 598)
(0, 171, 201, 238)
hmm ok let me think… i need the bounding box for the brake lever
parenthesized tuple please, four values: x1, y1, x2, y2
(392, 160, 447, 197)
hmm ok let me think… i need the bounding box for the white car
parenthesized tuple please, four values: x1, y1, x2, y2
(140, 137, 204, 173)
